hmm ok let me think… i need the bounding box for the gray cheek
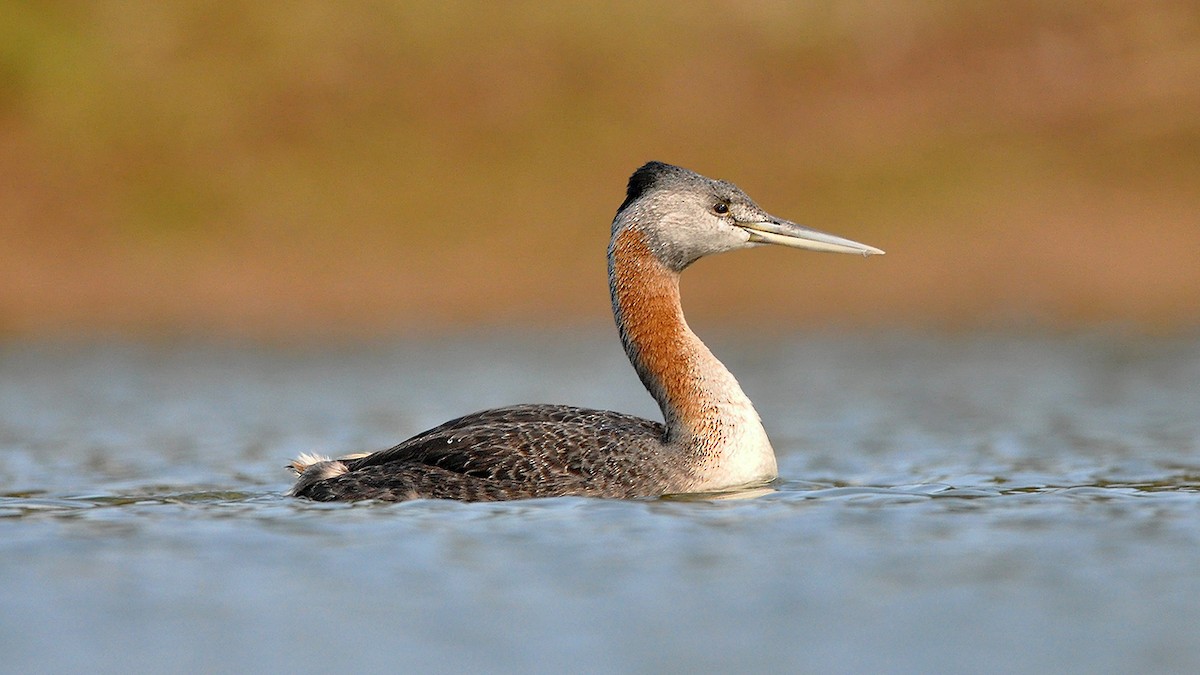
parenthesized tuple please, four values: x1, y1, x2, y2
(716, 225, 754, 252)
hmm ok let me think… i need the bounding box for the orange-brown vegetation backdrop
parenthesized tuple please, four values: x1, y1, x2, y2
(3, 1, 1198, 337)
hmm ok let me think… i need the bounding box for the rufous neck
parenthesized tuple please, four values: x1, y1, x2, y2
(607, 227, 758, 442)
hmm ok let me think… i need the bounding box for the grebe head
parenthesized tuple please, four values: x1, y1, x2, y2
(614, 161, 884, 271)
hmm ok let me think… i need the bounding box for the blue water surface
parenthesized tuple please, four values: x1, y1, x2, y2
(1, 331, 1198, 674)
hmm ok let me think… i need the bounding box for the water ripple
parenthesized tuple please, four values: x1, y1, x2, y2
(2, 334, 1200, 673)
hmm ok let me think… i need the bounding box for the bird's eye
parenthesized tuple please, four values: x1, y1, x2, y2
(713, 201, 729, 215)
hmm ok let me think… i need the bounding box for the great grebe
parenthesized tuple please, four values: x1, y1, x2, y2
(289, 161, 882, 501)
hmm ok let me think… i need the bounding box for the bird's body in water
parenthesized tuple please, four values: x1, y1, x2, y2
(289, 162, 883, 502)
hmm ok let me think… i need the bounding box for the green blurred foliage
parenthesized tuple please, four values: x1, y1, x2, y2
(2, 1, 1198, 335)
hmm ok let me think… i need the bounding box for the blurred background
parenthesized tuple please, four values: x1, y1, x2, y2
(2, 0, 1198, 338)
